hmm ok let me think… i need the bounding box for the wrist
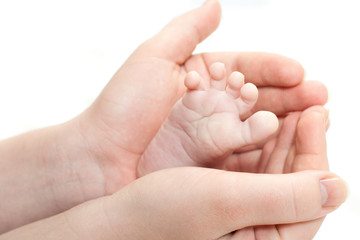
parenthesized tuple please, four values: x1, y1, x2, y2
(0, 117, 106, 233)
(76, 105, 140, 191)
(44, 117, 107, 208)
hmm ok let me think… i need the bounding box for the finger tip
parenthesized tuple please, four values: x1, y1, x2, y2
(201, 0, 222, 32)
(277, 57, 305, 86)
(304, 81, 329, 106)
(320, 175, 348, 211)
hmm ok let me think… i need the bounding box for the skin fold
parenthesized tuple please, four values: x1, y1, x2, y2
(0, 1, 345, 239)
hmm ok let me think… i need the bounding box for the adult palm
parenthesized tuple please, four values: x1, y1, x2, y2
(220, 106, 329, 239)
(77, 1, 328, 239)
(80, 0, 327, 187)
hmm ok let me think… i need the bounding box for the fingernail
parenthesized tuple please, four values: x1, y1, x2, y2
(320, 178, 348, 208)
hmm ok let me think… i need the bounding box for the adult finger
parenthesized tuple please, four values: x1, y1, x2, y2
(213, 170, 346, 230)
(108, 168, 347, 239)
(6, 168, 345, 240)
(264, 112, 300, 173)
(222, 107, 327, 174)
(253, 80, 328, 117)
(187, 52, 305, 87)
(222, 113, 299, 173)
(293, 105, 329, 171)
(91, 1, 221, 156)
(134, 0, 221, 64)
(276, 106, 330, 240)
(186, 53, 327, 116)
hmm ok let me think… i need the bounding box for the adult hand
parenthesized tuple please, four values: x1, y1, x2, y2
(0, 167, 346, 240)
(0, 0, 328, 233)
(75, 0, 330, 235)
(222, 106, 331, 239)
(78, 0, 328, 188)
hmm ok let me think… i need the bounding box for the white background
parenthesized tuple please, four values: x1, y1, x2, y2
(0, 0, 359, 239)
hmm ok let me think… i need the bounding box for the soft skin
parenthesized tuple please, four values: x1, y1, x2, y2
(0, 167, 347, 240)
(0, 0, 334, 238)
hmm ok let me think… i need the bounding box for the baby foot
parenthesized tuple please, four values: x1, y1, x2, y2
(138, 62, 279, 174)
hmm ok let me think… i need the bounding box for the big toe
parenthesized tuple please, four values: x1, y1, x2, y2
(243, 111, 279, 144)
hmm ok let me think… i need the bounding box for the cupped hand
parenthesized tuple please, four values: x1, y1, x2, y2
(0, 1, 333, 234)
(1, 166, 346, 240)
(76, 0, 327, 191)
(221, 106, 331, 239)
(71, 2, 330, 238)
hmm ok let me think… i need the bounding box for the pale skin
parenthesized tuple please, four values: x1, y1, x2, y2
(139, 62, 279, 173)
(0, 0, 347, 239)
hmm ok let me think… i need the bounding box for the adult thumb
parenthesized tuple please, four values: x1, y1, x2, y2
(134, 0, 221, 64)
(224, 171, 348, 229)
(106, 168, 347, 239)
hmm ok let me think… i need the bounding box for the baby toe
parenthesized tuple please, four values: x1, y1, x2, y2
(209, 62, 227, 91)
(184, 71, 206, 91)
(241, 83, 258, 103)
(226, 71, 245, 98)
